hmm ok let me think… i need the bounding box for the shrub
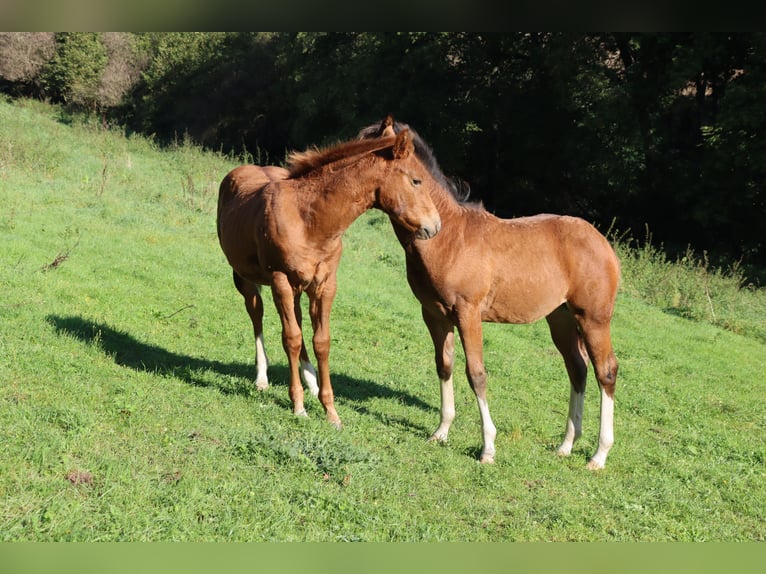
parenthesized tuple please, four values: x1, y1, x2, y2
(39, 33, 108, 110)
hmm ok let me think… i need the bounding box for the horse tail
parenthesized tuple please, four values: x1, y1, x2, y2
(217, 168, 241, 240)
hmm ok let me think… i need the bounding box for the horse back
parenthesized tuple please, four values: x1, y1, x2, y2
(409, 213, 619, 325)
(219, 165, 288, 204)
(217, 165, 289, 238)
(486, 215, 619, 323)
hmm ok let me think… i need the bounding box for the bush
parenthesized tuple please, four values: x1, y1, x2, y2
(39, 33, 108, 110)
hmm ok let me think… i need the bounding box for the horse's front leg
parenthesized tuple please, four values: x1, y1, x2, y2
(308, 272, 341, 428)
(271, 273, 307, 417)
(422, 308, 456, 444)
(456, 307, 497, 464)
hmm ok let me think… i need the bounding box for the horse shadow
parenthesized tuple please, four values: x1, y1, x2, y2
(46, 315, 435, 433)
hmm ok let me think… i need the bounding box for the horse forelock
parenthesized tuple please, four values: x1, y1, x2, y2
(287, 136, 397, 179)
(358, 120, 474, 205)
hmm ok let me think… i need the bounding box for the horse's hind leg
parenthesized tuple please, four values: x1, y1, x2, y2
(578, 315, 618, 470)
(233, 271, 269, 390)
(546, 304, 589, 458)
(293, 295, 319, 397)
(422, 308, 457, 444)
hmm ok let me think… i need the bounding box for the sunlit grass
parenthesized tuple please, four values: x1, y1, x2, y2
(1, 98, 764, 541)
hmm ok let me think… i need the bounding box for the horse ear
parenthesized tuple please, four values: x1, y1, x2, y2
(380, 114, 395, 138)
(392, 128, 413, 159)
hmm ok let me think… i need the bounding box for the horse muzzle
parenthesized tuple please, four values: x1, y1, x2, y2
(415, 217, 442, 240)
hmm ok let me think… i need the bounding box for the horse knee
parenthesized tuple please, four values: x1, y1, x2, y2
(282, 330, 303, 357)
(312, 332, 331, 361)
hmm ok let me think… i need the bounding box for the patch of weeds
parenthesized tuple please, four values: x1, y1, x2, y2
(232, 429, 375, 481)
(38, 406, 89, 434)
(376, 252, 399, 267)
(0, 207, 16, 231)
(41, 237, 80, 272)
(180, 173, 215, 213)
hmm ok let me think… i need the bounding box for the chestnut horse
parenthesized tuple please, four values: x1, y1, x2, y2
(217, 129, 441, 427)
(360, 118, 620, 469)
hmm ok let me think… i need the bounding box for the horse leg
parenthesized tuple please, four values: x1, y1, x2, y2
(577, 316, 618, 470)
(233, 271, 269, 391)
(293, 294, 319, 397)
(456, 307, 497, 463)
(546, 304, 589, 458)
(422, 308, 456, 443)
(270, 273, 307, 417)
(308, 274, 341, 428)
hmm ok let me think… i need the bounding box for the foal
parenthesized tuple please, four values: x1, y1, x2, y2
(361, 118, 620, 469)
(217, 130, 441, 427)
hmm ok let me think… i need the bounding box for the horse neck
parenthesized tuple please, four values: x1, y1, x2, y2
(393, 180, 471, 250)
(296, 164, 377, 239)
(432, 182, 464, 217)
(423, 180, 468, 232)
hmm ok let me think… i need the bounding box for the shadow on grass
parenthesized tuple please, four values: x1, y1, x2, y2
(47, 315, 434, 429)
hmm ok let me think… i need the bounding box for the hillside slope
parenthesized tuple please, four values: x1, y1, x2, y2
(1, 98, 764, 541)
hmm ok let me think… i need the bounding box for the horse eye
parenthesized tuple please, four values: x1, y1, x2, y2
(412, 178, 422, 186)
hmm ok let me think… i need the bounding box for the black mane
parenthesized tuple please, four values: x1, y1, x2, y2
(358, 120, 474, 205)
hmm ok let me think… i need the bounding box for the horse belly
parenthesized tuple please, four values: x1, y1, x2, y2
(482, 276, 567, 324)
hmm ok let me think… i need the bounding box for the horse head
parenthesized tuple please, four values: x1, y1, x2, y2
(377, 128, 441, 240)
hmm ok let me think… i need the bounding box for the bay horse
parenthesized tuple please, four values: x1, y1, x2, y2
(360, 117, 620, 469)
(217, 129, 442, 428)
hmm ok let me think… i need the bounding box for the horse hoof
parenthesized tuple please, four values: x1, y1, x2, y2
(255, 380, 269, 391)
(295, 409, 308, 418)
(479, 454, 495, 464)
(330, 420, 342, 430)
(585, 459, 605, 471)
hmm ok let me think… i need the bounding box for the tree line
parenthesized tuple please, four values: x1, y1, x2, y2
(2, 32, 764, 272)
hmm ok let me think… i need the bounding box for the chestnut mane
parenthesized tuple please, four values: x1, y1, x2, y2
(286, 136, 396, 179)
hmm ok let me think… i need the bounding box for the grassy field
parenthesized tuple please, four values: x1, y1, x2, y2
(1, 97, 765, 542)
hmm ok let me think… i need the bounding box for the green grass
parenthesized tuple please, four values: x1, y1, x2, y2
(610, 226, 766, 344)
(1, 97, 765, 541)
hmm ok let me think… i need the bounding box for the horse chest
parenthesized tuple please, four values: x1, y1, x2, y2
(260, 240, 337, 291)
